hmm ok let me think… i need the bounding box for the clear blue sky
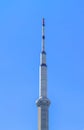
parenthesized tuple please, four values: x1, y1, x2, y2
(0, 0, 84, 130)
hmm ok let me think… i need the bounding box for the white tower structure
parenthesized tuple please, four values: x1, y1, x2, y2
(36, 18, 50, 130)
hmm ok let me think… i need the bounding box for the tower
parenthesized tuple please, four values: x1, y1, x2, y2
(36, 18, 50, 130)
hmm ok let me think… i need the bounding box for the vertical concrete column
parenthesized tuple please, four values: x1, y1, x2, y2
(38, 106, 49, 130)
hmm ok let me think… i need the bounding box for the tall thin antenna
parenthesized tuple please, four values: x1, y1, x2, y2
(42, 18, 45, 52)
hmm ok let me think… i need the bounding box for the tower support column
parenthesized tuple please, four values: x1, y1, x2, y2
(36, 98, 50, 130)
(38, 106, 48, 130)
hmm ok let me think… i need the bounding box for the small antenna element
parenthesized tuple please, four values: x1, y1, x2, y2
(42, 18, 45, 26)
(42, 18, 45, 51)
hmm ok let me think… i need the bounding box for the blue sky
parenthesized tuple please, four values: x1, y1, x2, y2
(0, 0, 84, 130)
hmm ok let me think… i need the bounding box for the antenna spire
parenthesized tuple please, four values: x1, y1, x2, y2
(36, 19, 50, 130)
(42, 18, 45, 52)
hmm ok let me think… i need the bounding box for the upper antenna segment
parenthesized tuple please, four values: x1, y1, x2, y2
(42, 18, 45, 52)
(42, 18, 45, 26)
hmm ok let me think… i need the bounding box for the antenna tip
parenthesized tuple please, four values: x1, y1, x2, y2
(42, 18, 45, 26)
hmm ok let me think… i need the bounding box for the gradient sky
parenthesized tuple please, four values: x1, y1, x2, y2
(0, 0, 84, 130)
